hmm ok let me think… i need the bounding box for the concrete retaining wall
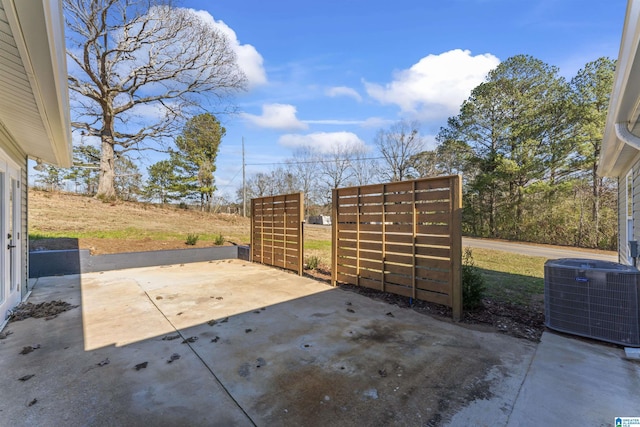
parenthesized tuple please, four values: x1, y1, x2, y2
(30, 245, 242, 278)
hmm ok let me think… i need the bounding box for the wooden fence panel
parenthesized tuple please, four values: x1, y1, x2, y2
(331, 176, 462, 320)
(250, 192, 304, 275)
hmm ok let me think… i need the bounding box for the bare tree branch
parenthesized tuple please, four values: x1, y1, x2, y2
(65, 0, 247, 199)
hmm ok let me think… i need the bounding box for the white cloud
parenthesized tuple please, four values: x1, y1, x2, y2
(242, 104, 308, 130)
(303, 119, 370, 126)
(191, 10, 267, 88)
(279, 132, 366, 154)
(364, 49, 500, 120)
(360, 117, 395, 128)
(326, 86, 362, 102)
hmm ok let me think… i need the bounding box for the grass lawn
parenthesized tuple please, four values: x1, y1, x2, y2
(301, 227, 546, 308)
(468, 247, 546, 308)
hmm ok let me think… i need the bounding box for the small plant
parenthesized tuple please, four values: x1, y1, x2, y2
(305, 255, 320, 270)
(213, 233, 225, 245)
(185, 233, 199, 246)
(462, 247, 486, 310)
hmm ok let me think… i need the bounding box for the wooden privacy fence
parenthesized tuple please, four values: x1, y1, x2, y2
(331, 176, 463, 320)
(251, 192, 304, 275)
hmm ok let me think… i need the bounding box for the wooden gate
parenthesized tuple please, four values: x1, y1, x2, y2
(331, 176, 462, 320)
(250, 192, 304, 275)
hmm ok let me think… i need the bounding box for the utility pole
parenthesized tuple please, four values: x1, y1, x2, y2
(242, 137, 246, 217)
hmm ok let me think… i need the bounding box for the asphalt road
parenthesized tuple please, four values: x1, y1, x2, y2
(462, 237, 618, 262)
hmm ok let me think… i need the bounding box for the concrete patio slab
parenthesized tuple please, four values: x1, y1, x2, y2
(507, 331, 640, 426)
(2, 259, 637, 426)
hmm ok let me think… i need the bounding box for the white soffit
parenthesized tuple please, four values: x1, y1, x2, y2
(0, 0, 71, 167)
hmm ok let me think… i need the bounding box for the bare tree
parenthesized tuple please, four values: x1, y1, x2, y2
(65, 0, 247, 199)
(350, 147, 379, 186)
(319, 144, 357, 200)
(375, 120, 424, 182)
(287, 147, 321, 215)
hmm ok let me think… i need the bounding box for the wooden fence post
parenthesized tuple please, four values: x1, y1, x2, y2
(450, 175, 463, 321)
(298, 192, 304, 276)
(331, 188, 338, 287)
(250, 198, 254, 262)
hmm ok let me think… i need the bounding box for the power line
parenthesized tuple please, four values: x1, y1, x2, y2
(245, 155, 388, 166)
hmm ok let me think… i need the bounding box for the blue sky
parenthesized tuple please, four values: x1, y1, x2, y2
(53, 0, 630, 198)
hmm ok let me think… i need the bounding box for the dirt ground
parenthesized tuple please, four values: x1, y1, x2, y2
(29, 189, 250, 254)
(304, 269, 546, 343)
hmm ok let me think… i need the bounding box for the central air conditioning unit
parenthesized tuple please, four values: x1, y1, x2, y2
(544, 258, 640, 347)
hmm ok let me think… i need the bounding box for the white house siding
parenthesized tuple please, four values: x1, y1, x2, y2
(617, 158, 640, 265)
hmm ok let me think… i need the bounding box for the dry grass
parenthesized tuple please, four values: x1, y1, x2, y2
(29, 189, 251, 254)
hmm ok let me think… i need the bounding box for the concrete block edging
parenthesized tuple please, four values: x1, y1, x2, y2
(29, 245, 250, 278)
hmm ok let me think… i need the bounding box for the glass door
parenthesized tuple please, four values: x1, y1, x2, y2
(0, 164, 21, 324)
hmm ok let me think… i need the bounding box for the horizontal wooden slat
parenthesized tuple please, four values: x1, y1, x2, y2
(415, 189, 450, 202)
(385, 193, 413, 203)
(415, 257, 451, 270)
(336, 263, 357, 275)
(385, 224, 413, 234)
(359, 213, 383, 223)
(416, 224, 450, 235)
(338, 204, 358, 214)
(416, 212, 450, 223)
(358, 249, 382, 262)
(384, 282, 413, 298)
(414, 200, 450, 212)
(359, 268, 382, 280)
(359, 193, 383, 203)
(416, 277, 451, 294)
(358, 277, 383, 290)
(337, 212, 357, 222)
(385, 213, 414, 223)
(415, 177, 450, 190)
(385, 263, 412, 275)
(337, 247, 357, 258)
(359, 203, 383, 213)
(360, 259, 382, 270)
(414, 245, 450, 258)
(359, 241, 382, 252)
(352, 232, 382, 241)
(385, 252, 413, 264)
(336, 272, 357, 285)
(415, 268, 451, 283)
(415, 235, 452, 246)
(384, 181, 414, 192)
(416, 290, 451, 306)
(384, 203, 413, 213)
(359, 185, 384, 196)
(359, 223, 384, 232)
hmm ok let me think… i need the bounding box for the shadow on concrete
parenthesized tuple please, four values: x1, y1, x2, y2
(3, 261, 538, 426)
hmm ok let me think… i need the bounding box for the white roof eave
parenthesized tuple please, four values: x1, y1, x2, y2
(1, 0, 72, 167)
(599, 0, 640, 178)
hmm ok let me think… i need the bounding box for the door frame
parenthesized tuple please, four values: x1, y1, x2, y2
(0, 150, 22, 325)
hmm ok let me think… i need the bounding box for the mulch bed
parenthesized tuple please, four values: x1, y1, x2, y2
(306, 269, 546, 342)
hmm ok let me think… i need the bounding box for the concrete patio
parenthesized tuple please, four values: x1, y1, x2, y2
(0, 259, 638, 426)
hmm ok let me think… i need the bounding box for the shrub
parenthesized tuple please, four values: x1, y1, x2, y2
(305, 255, 320, 270)
(213, 233, 225, 245)
(462, 247, 486, 309)
(185, 233, 199, 246)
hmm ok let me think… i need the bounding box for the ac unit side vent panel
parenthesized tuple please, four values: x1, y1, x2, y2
(544, 258, 640, 347)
